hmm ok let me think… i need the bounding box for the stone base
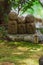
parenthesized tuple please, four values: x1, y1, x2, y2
(6, 34, 34, 42)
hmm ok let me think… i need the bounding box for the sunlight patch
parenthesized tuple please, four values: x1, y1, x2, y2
(17, 47, 29, 51)
(12, 52, 23, 55)
(30, 48, 42, 52)
(22, 59, 38, 65)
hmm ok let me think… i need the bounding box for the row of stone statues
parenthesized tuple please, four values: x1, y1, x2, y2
(8, 12, 36, 34)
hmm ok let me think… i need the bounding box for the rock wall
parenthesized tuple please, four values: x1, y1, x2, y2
(8, 12, 36, 34)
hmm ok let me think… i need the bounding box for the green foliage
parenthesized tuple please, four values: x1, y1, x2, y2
(4, 13, 9, 23)
(37, 28, 43, 34)
(0, 0, 43, 23)
(21, 0, 40, 13)
(0, 0, 43, 14)
(0, 26, 7, 38)
(10, 0, 43, 15)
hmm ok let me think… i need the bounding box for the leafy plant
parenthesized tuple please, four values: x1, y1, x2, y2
(0, 0, 43, 24)
(0, 26, 7, 38)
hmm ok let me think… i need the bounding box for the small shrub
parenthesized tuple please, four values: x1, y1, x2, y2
(0, 26, 7, 39)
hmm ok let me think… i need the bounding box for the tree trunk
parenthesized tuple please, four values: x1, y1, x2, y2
(0, 0, 11, 25)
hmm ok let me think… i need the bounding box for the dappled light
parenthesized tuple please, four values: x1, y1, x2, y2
(0, 41, 43, 65)
(22, 59, 38, 65)
(17, 47, 29, 51)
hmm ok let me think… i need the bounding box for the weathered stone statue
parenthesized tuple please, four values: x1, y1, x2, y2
(8, 12, 36, 34)
(25, 15, 36, 34)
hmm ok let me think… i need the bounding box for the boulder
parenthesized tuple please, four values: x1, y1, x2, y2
(39, 56, 43, 65)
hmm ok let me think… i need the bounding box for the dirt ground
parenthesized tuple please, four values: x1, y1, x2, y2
(0, 40, 43, 65)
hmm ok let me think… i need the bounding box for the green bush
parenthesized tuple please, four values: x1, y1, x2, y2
(0, 26, 7, 39)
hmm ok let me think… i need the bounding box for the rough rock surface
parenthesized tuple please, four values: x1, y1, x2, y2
(9, 12, 18, 20)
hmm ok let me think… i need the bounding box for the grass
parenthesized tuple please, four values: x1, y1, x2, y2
(0, 40, 43, 65)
